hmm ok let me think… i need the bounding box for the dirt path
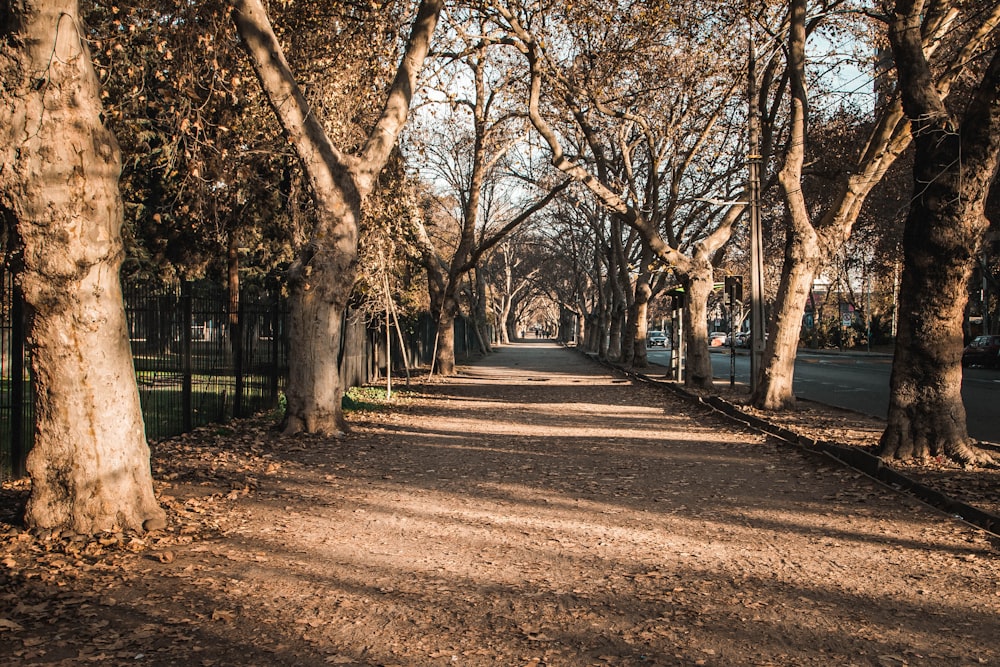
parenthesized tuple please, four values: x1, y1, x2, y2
(2, 343, 999, 666)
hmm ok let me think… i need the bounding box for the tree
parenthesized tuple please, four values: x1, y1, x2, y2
(751, 0, 1000, 409)
(405, 13, 571, 374)
(80, 1, 299, 284)
(489, 0, 748, 388)
(232, 0, 444, 434)
(876, 0, 1000, 464)
(1, 0, 165, 533)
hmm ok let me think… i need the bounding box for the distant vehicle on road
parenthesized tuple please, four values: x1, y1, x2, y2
(710, 331, 729, 347)
(962, 335, 1000, 368)
(647, 331, 668, 347)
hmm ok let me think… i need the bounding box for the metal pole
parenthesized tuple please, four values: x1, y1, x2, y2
(10, 283, 26, 478)
(181, 281, 193, 432)
(729, 287, 736, 388)
(748, 38, 765, 393)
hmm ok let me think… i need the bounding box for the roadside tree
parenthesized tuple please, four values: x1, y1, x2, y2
(751, 0, 1000, 409)
(877, 0, 1000, 464)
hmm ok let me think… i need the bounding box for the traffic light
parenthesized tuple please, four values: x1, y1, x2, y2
(725, 276, 743, 304)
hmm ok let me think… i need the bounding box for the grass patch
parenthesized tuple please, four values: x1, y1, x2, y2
(342, 385, 412, 412)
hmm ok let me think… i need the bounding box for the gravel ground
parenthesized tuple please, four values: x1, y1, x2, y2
(1, 342, 998, 666)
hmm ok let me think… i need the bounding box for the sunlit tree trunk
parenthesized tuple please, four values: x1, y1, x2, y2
(877, 0, 1000, 464)
(681, 269, 715, 389)
(473, 269, 493, 354)
(755, 235, 822, 407)
(1, 0, 164, 533)
(434, 294, 459, 376)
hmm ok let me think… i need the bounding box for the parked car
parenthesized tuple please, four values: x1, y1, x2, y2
(647, 331, 668, 347)
(735, 331, 751, 348)
(709, 331, 730, 347)
(962, 334, 1000, 368)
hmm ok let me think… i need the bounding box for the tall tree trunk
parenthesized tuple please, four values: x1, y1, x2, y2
(752, 0, 810, 409)
(625, 247, 654, 368)
(233, 0, 442, 434)
(877, 0, 1000, 464)
(500, 293, 514, 344)
(583, 314, 597, 353)
(629, 278, 652, 369)
(473, 269, 493, 354)
(681, 269, 715, 389)
(754, 226, 823, 408)
(435, 296, 459, 376)
(607, 299, 624, 361)
(1, 0, 164, 533)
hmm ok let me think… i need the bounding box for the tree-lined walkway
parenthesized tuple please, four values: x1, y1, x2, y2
(1, 343, 998, 665)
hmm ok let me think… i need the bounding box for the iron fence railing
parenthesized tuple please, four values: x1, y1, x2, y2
(1, 267, 481, 480)
(0, 274, 290, 480)
(124, 280, 289, 442)
(0, 267, 29, 478)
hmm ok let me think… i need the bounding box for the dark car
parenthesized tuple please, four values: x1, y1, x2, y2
(962, 335, 1000, 368)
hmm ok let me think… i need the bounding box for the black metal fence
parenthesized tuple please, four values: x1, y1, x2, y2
(1, 268, 29, 479)
(0, 275, 291, 480)
(125, 280, 288, 442)
(1, 267, 483, 480)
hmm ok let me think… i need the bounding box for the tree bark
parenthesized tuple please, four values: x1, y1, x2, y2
(754, 228, 823, 408)
(232, 0, 442, 434)
(629, 262, 653, 369)
(472, 269, 493, 354)
(681, 269, 715, 390)
(877, 0, 1000, 464)
(1, 0, 164, 533)
(434, 296, 459, 376)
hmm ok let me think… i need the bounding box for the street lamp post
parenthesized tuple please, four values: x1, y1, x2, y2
(748, 152, 765, 393)
(747, 36, 765, 394)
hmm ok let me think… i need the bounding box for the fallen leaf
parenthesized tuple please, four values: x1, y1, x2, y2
(210, 609, 235, 622)
(0, 618, 24, 631)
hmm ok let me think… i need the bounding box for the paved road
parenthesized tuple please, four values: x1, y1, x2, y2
(646, 347, 1000, 443)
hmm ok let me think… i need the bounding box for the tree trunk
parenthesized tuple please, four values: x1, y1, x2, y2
(607, 299, 624, 361)
(877, 0, 1000, 464)
(629, 278, 652, 369)
(752, 0, 810, 409)
(1, 0, 164, 533)
(681, 271, 715, 390)
(435, 297, 459, 376)
(473, 269, 493, 354)
(500, 295, 514, 343)
(233, 0, 442, 434)
(753, 228, 823, 409)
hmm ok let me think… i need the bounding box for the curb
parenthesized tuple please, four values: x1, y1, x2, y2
(578, 349, 1000, 539)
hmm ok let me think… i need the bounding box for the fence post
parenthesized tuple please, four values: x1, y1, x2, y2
(270, 289, 280, 405)
(233, 291, 244, 419)
(10, 284, 26, 478)
(181, 281, 193, 432)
